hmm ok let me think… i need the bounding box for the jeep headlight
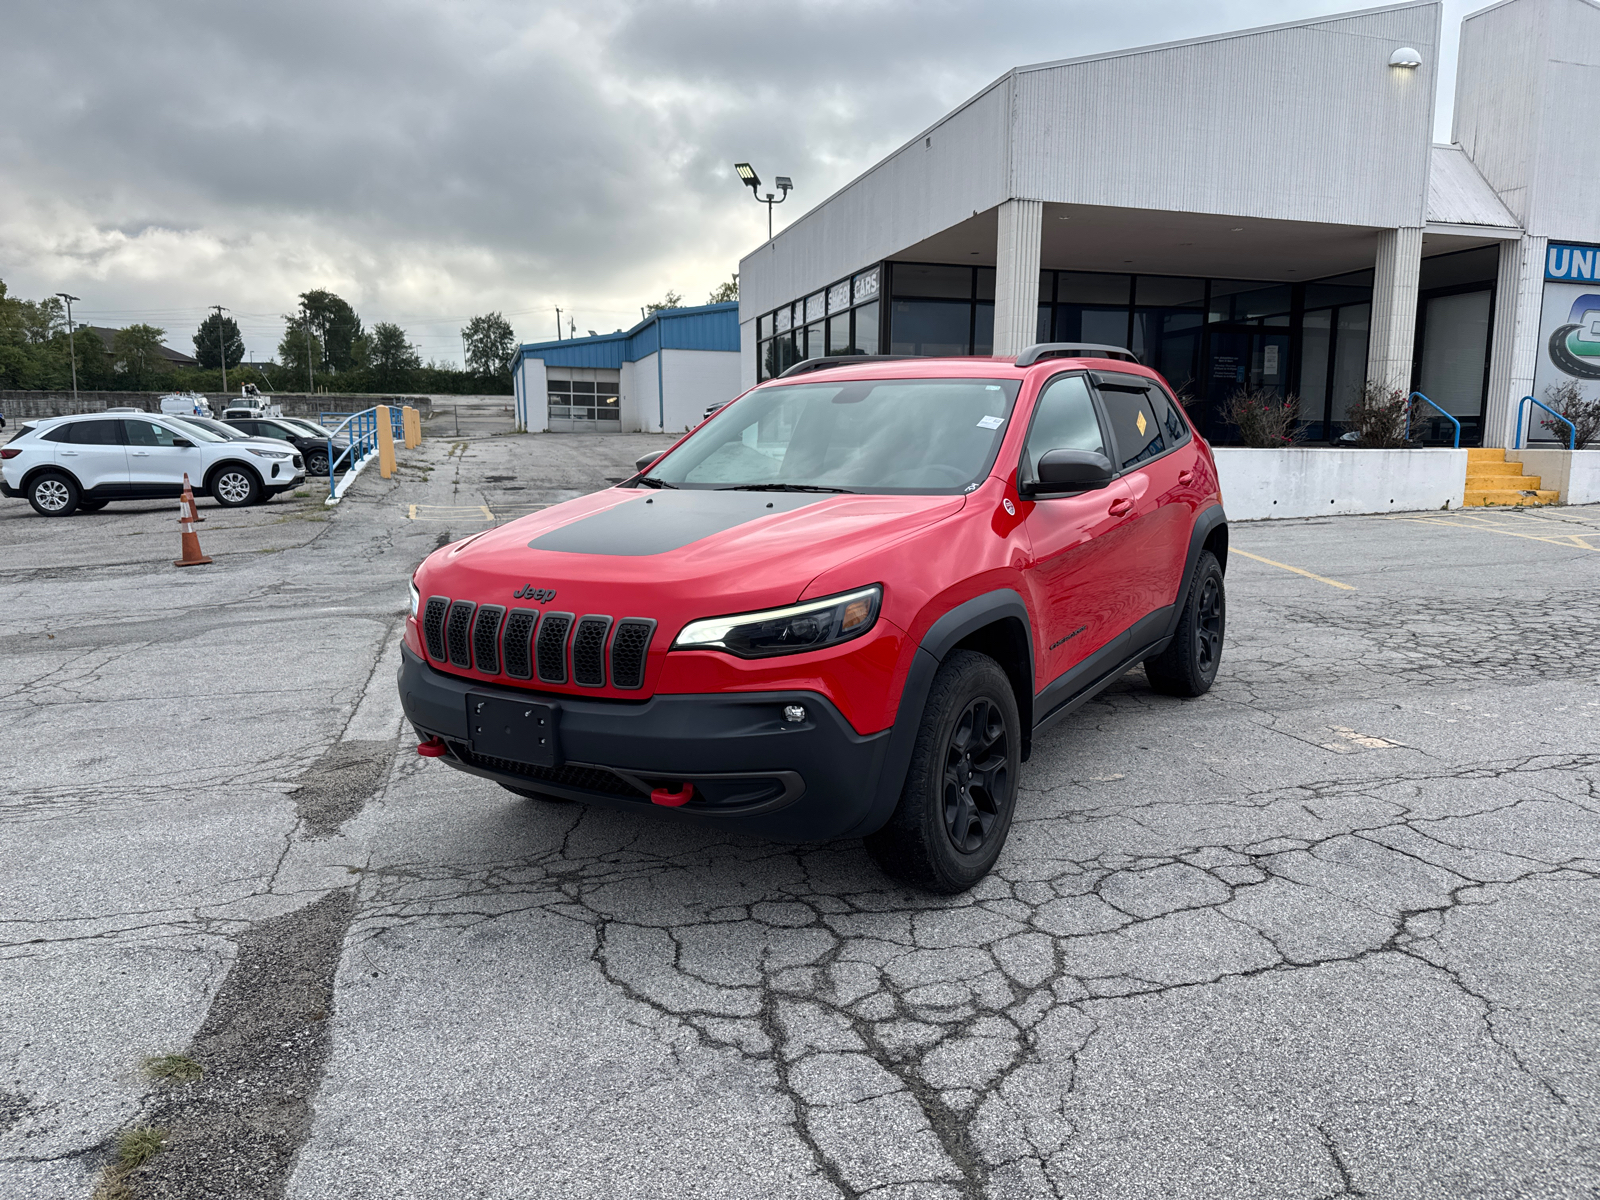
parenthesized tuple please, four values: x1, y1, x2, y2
(408, 579, 420, 617)
(247, 447, 291, 459)
(673, 585, 881, 658)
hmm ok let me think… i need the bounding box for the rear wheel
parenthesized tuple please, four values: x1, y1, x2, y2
(1144, 549, 1225, 697)
(865, 650, 1020, 893)
(27, 472, 79, 517)
(209, 465, 260, 508)
(307, 449, 330, 475)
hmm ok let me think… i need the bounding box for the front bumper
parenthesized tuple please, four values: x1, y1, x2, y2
(399, 643, 894, 841)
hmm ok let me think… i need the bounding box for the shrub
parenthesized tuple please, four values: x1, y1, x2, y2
(1345, 382, 1414, 448)
(1537, 379, 1600, 448)
(1224, 387, 1303, 447)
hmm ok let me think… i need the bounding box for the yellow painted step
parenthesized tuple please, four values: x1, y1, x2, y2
(1466, 462, 1526, 479)
(1467, 448, 1507, 462)
(1463, 488, 1559, 507)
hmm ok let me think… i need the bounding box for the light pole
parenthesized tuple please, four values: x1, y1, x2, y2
(55, 293, 81, 405)
(734, 163, 792, 241)
(211, 304, 230, 396)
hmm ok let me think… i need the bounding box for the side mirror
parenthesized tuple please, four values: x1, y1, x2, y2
(172, 437, 195, 448)
(1022, 449, 1114, 496)
(634, 452, 664, 473)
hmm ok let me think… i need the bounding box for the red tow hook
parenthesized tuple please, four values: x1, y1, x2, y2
(417, 737, 448, 758)
(650, 782, 695, 807)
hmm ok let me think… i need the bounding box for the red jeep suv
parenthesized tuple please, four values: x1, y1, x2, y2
(399, 344, 1227, 892)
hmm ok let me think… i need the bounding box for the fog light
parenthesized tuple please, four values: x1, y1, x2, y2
(783, 705, 806, 724)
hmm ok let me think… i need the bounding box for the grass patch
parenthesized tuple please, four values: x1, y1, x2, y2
(143, 1052, 202, 1083)
(294, 489, 309, 497)
(93, 1126, 168, 1199)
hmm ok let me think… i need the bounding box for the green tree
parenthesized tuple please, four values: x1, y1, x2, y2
(707, 275, 738, 304)
(193, 312, 245, 370)
(112, 324, 170, 390)
(644, 290, 683, 315)
(461, 312, 516, 377)
(369, 321, 421, 388)
(277, 316, 324, 386)
(294, 289, 364, 373)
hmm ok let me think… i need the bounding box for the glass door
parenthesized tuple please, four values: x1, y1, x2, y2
(1201, 326, 1293, 442)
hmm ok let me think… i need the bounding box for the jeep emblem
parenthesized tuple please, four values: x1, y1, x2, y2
(513, 585, 557, 602)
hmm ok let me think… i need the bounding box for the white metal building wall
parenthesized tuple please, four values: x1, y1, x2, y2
(1011, 4, 1440, 229)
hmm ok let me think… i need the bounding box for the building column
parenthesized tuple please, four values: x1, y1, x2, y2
(1366, 226, 1424, 394)
(1484, 234, 1547, 448)
(993, 199, 1043, 358)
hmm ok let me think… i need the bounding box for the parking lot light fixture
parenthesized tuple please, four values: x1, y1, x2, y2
(734, 163, 794, 241)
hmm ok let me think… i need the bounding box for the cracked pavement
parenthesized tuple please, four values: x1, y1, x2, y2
(2, 429, 1597, 1198)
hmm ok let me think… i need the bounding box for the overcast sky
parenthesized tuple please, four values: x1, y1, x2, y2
(1, 0, 1474, 364)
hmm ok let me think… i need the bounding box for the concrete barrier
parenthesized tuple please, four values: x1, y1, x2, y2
(1214, 447, 1468, 521)
(1506, 449, 1600, 504)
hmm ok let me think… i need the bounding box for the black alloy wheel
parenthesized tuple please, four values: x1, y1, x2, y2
(866, 650, 1022, 893)
(307, 450, 330, 476)
(942, 697, 1010, 854)
(1145, 548, 1225, 697)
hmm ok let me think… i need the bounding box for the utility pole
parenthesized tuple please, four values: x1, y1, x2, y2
(55, 293, 81, 406)
(211, 304, 230, 396)
(554, 307, 563, 341)
(302, 300, 314, 394)
(569, 316, 576, 340)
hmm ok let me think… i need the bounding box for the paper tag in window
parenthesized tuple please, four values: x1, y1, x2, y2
(976, 415, 1006, 430)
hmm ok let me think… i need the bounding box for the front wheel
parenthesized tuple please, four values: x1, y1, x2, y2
(1145, 549, 1225, 697)
(865, 650, 1021, 893)
(307, 450, 330, 475)
(28, 471, 79, 517)
(209, 465, 260, 508)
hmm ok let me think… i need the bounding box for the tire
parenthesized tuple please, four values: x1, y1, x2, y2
(77, 499, 109, 512)
(307, 450, 330, 475)
(865, 650, 1021, 893)
(209, 464, 260, 508)
(499, 784, 572, 804)
(27, 471, 79, 517)
(1145, 549, 1225, 697)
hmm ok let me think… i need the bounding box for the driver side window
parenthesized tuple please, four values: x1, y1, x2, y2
(1022, 374, 1105, 484)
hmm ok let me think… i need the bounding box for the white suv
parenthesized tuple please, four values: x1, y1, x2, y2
(1, 412, 305, 517)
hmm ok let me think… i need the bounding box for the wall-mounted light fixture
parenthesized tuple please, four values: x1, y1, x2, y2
(1389, 47, 1422, 68)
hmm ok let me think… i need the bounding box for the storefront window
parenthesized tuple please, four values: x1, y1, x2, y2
(854, 302, 880, 354)
(1330, 304, 1370, 426)
(827, 280, 851, 312)
(892, 263, 973, 299)
(1298, 309, 1331, 432)
(828, 311, 851, 354)
(805, 293, 826, 323)
(853, 268, 880, 304)
(890, 300, 971, 355)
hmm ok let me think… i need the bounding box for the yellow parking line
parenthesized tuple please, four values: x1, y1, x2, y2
(1229, 547, 1355, 590)
(1390, 514, 1600, 551)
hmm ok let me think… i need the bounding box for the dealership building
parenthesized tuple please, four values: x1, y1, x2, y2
(737, 0, 1600, 447)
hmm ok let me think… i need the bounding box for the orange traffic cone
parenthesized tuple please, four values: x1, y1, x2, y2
(174, 474, 213, 568)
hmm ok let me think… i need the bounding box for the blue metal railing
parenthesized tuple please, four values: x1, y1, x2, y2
(1404, 391, 1461, 448)
(325, 408, 381, 500)
(323, 408, 403, 439)
(1514, 394, 1577, 449)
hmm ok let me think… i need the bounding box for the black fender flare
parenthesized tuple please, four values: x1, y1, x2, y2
(848, 588, 1035, 839)
(1164, 504, 1228, 641)
(19, 463, 83, 495)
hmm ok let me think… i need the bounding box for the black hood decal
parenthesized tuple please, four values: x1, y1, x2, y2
(528, 490, 823, 556)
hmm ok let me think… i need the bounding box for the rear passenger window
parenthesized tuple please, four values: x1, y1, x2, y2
(1023, 375, 1105, 482)
(67, 420, 123, 445)
(1097, 383, 1165, 469)
(1151, 387, 1191, 446)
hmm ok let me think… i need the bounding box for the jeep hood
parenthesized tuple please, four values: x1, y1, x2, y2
(429, 488, 966, 611)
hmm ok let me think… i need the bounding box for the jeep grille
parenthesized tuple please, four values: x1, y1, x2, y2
(502, 609, 538, 679)
(471, 605, 505, 675)
(446, 601, 476, 669)
(422, 597, 449, 662)
(535, 613, 574, 684)
(421, 597, 656, 690)
(570, 616, 612, 687)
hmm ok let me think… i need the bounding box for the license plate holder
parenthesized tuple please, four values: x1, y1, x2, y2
(466, 693, 561, 767)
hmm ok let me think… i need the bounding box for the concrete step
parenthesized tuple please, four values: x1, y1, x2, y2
(1466, 462, 1527, 479)
(1467, 447, 1507, 462)
(1462, 488, 1560, 507)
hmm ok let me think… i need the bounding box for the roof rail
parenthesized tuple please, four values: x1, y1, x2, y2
(1014, 343, 1141, 367)
(777, 354, 919, 378)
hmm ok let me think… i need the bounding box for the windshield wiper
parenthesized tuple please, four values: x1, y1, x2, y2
(635, 476, 677, 489)
(718, 483, 856, 493)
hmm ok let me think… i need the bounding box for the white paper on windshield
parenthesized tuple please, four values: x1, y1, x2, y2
(976, 415, 1006, 430)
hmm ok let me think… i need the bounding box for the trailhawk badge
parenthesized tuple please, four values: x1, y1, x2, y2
(513, 585, 557, 602)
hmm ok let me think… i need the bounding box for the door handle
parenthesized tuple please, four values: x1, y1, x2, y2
(1178, 470, 1194, 485)
(1108, 498, 1133, 517)
(60, 450, 79, 456)
(131, 451, 150, 457)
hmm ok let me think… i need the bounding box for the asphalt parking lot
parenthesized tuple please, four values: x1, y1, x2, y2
(2, 431, 1597, 1199)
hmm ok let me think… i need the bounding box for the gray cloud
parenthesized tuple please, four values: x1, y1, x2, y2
(0, 0, 1469, 360)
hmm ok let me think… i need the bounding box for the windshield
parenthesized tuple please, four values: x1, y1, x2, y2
(281, 418, 334, 437)
(643, 377, 1021, 494)
(173, 416, 248, 441)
